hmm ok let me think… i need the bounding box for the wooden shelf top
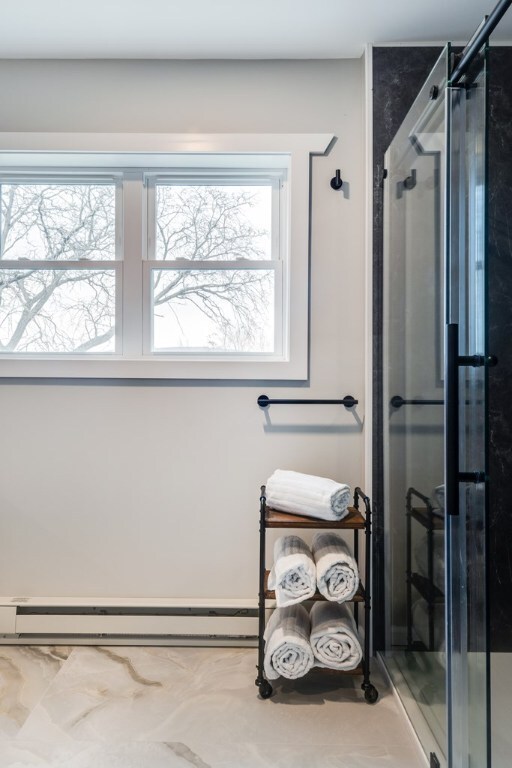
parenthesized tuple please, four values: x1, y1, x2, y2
(410, 507, 444, 531)
(265, 506, 365, 529)
(264, 570, 365, 603)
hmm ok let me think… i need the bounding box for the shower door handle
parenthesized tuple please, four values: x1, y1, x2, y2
(446, 323, 459, 516)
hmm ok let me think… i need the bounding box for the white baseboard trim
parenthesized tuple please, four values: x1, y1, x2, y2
(0, 595, 259, 609)
(0, 635, 258, 647)
(0, 596, 262, 644)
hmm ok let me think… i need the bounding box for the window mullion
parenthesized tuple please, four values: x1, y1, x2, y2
(121, 172, 144, 357)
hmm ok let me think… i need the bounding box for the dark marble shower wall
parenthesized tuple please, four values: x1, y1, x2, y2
(487, 47, 512, 652)
(372, 45, 512, 652)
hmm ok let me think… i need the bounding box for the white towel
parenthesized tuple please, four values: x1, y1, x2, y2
(433, 485, 445, 511)
(263, 604, 314, 680)
(268, 536, 316, 607)
(266, 469, 351, 521)
(312, 532, 359, 602)
(310, 601, 362, 671)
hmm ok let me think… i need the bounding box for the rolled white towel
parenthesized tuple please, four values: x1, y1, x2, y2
(312, 532, 359, 602)
(264, 604, 314, 680)
(310, 601, 362, 671)
(433, 484, 445, 512)
(266, 469, 351, 521)
(268, 536, 316, 607)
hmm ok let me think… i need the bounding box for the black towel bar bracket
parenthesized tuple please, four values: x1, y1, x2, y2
(257, 394, 358, 409)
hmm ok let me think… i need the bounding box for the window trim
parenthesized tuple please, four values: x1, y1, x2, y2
(0, 133, 335, 380)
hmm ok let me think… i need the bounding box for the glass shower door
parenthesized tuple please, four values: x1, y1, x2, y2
(383, 47, 449, 765)
(445, 46, 490, 768)
(383, 44, 491, 767)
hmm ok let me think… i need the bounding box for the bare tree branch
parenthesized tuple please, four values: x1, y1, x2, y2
(0, 182, 272, 353)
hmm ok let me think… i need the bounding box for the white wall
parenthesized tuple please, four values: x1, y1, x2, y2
(0, 59, 366, 600)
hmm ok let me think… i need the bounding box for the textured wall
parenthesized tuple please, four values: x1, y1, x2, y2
(488, 48, 512, 653)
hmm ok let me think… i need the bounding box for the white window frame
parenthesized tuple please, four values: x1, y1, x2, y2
(0, 133, 334, 380)
(0, 172, 124, 355)
(143, 169, 285, 359)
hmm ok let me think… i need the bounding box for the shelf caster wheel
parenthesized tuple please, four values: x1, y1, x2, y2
(258, 680, 273, 699)
(363, 684, 378, 704)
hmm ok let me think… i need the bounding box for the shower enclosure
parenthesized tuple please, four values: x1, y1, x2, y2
(382, 41, 491, 767)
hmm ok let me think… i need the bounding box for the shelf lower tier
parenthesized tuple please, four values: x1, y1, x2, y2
(265, 506, 365, 529)
(264, 570, 365, 602)
(310, 663, 364, 677)
(409, 572, 444, 604)
(407, 640, 429, 652)
(270, 663, 365, 680)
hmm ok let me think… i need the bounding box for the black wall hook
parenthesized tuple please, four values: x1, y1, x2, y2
(330, 169, 343, 190)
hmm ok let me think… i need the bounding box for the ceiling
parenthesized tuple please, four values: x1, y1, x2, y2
(1, 0, 512, 59)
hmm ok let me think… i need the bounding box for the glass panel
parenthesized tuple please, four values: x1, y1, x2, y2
(155, 184, 272, 261)
(0, 183, 116, 261)
(151, 268, 274, 353)
(446, 47, 489, 768)
(383, 47, 449, 765)
(0, 269, 116, 353)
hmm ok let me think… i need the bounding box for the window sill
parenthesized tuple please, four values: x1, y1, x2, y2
(0, 356, 307, 381)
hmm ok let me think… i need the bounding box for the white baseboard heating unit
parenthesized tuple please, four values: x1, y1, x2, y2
(0, 597, 261, 646)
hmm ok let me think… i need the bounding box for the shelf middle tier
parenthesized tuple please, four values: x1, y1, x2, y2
(410, 572, 445, 604)
(265, 506, 365, 529)
(264, 570, 366, 602)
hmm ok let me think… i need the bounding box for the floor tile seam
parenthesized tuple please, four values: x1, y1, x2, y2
(4, 737, 427, 748)
(35, 646, 202, 683)
(176, 740, 430, 748)
(13, 656, 83, 739)
(0, 738, 440, 750)
(4, 647, 77, 734)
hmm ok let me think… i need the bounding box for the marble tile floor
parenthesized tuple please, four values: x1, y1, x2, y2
(0, 646, 427, 768)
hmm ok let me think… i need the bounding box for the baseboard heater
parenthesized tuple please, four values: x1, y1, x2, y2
(0, 597, 261, 645)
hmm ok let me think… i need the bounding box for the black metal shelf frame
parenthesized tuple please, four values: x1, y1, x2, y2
(406, 487, 445, 652)
(255, 485, 378, 703)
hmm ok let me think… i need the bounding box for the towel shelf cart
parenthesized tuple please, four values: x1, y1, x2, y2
(406, 486, 445, 652)
(255, 485, 378, 703)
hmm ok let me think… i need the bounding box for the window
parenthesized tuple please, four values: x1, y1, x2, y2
(0, 134, 333, 378)
(145, 173, 283, 357)
(0, 177, 120, 354)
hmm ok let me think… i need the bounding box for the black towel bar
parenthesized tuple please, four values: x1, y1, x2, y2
(257, 394, 357, 408)
(390, 396, 443, 409)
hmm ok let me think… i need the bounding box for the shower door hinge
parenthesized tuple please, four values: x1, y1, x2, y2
(430, 753, 440, 768)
